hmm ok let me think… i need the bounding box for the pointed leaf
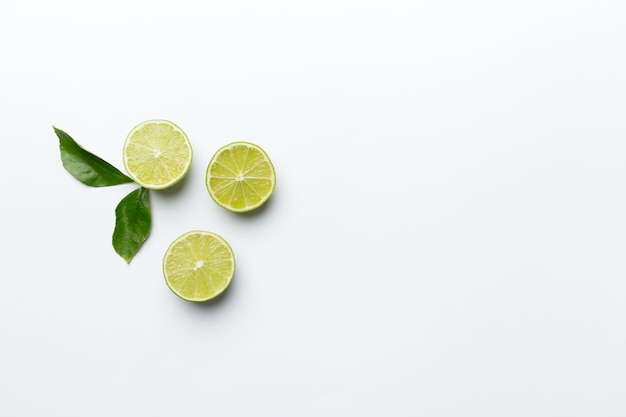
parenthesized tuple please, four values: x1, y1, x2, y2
(113, 187, 151, 263)
(54, 126, 133, 187)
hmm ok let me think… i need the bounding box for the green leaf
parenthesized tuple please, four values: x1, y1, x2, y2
(54, 126, 133, 187)
(113, 187, 151, 263)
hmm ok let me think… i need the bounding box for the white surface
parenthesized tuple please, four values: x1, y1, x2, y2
(1, 0, 625, 415)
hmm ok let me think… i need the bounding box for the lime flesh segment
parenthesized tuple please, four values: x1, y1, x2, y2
(206, 142, 276, 212)
(123, 120, 192, 190)
(163, 231, 235, 302)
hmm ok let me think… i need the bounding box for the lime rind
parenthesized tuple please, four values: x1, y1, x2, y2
(162, 230, 235, 302)
(123, 119, 193, 190)
(206, 141, 276, 213)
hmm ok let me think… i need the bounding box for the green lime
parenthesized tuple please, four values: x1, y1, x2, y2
(162, 230, 235, 302)
(123, 120, 192, 190)
(206, 142, 276, 212)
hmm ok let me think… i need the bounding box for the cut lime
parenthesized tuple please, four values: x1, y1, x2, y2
(206, 142, 276, 213)
(162, 230, 235, 302)
(123, 120, 192, 190)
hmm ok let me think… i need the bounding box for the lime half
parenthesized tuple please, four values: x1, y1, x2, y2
(123, 120, 192, 190)
(206, 142, 276, 212)
(163, 231, 235, 302)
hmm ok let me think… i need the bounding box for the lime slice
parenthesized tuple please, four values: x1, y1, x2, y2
(162, 230, 235, 302)
(123, 120, 192, 190)
(206, 142, 276, 212)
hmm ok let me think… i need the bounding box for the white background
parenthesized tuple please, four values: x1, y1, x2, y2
(1, 0, 625, 415)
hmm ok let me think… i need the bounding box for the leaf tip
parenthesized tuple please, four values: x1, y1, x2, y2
(53, 126, 65, 141)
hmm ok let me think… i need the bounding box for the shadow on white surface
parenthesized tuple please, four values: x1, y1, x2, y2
(154, 169, 192, 197)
